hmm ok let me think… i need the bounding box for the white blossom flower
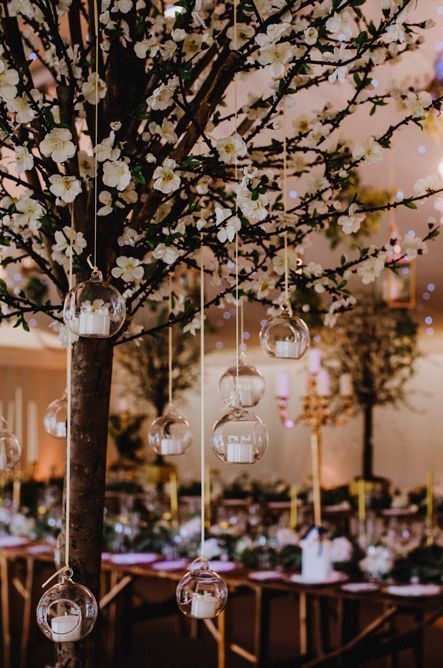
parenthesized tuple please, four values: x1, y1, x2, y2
(40, 128, 76, 163)
(14, 196, 45, 229)
(360, 545, 394, 577)
(97, 191, 113, 217)
(111, 256, 144, 282)
(96, 132, 121, 162)
(215, 207, 241, 243)
(148, 119, 178, 144)
(338, 204, 365, 234)
(182, 33, 202, 60)
(51, 226, 87, 265)
(304, 27, 318, 45)
(78, 151, 95, 179)
(146, 77, 178, 111)
(352, 137, 382, 164)
(217, 134, 247, 164)
(14, 146, 34, 174)
(402, 234, 427, 259)
(153, 158, 181, 194)
(414, 174, 441, 195)
(49, 174, 82, 204)
(183, 313, 204, 335)
(403, 90, 432, 119)
(330, 537, 353, 562)
(152, 243, 179, 264)
(258, 41, 293, 78)
(227, 23, 255, 49)
(237, 189, 268, 221)
(118, 226, 141, 246)
(0, 67, 19, 101)
(357, 255, 386, 284)
(81, 73, 107, 105)
(102, 160, 131, 191)
(7, 94, 36, 124)
(325, 9, 354, 40)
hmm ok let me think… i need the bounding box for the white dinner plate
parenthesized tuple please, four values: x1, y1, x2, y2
(110, 553, 159, 565)
(385, 584, 442, 597)
(152, 559, 188, 571)
(248, 570, 284, 581)
(207, 561, 237, 573)
(0, 536, 28, 548)
(290, 571, 348, 586)
(341, 582, 379, 593)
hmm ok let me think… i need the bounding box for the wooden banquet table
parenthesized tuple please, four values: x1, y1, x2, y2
(1, 543, 443, 668)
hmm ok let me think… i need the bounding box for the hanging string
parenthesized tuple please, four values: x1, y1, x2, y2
(282, 100, 289, 305)
(240, 301, 244, 351)
(233, 0, 240, 386)
(200, 240, 206, 557)
(168, 274, 173, 406)
(93, 0, 100, 269)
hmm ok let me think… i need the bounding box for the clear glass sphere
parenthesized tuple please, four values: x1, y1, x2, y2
(44, 391, 67, 439)
(219, 353, 266, 408)
(211, 401, 268, 464)
(259, 303, 309, 360)
(36, 573, 98, 643)
(148, 403, 192, 456)
(176, 557, 228, 619)
(0, 418, 21, 470)
(63, 270, 126, 339)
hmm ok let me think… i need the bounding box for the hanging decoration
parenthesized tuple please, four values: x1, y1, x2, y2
(44, 390, 67, 439)
(0, 416, 22, 471)
(211, 394, 268, 464)
(148, 277, 193, 456)
(259, 102, 310, 360)
(218, 352, 265, 408)
(176, 242, 228, 619)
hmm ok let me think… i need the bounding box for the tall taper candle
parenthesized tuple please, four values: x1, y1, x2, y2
(15, 387, 23, 445)
(204, 465, 211, 528)
(289, 484, 298, 529)
(169, 471, 178, 525)
(358, 479, 366, 522)
(427, 470, 433, 522)
(27, 400, 38, 464)
(7, 401, 14, 432)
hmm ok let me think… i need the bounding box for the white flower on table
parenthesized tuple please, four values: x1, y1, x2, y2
(111, 256, 144, 283)
(258, 41, 293, 78)
(49, 174, 82, 204)
(14, 146, 34, 174)
(357, 255, 386, 285)
(276, 528, 299, 548)
(217, 134, 247, 164)
(40, 128, 76, 163)
(352, 137, 382, 164)
(360, 545, 394, 577)
(51, 226, 87, 265)
(152, 243, 179, 265)
(414, 174, 441, 195)
(203, 538, 225, 560)
(10, 513, 36, 538)
(153, 158, 181, 194)
(338, 204, 365, 234)
(215, 206, 241, 243)
(330, 536, 353, 562)
(0, 66, 19, 101)
(7, 94, 36, 124)
(103, 159, 131, 191)
(81, 73, 107, 105)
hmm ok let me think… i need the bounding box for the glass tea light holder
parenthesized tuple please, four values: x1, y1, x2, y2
(211, 397, 268, 464)
(0, 417, 22, 471)
(36, 571, 98, 643)
(148, 403, 192, 456)
(260, 303, 309, 360)
(218, 353, 266, 408)
(176, 557, 228, 619)
(44, 390, 67, 438)
(63, 269, 126, 339)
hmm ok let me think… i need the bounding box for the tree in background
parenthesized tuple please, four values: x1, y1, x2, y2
(0, 0, 440, 663)
(324, 293, 419, 480)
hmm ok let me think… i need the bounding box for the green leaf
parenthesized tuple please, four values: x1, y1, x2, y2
(404, 201, 417, 209)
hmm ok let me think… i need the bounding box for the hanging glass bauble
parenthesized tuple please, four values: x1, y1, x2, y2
(259, 303, 309, 360)
(176, 557, 228, 619)
(148, 403, 192, 456)
(211, 397, 268, 464)
(0, 417, 22, 470)
(36, 570, 98, 643)
(219, 353, 266, 408)
(63, 269, 126, 339)
(44, 391, 67, 439)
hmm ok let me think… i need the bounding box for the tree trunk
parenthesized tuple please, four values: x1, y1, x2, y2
(363, 401, 374, 480)
(56, 338, 114, 668)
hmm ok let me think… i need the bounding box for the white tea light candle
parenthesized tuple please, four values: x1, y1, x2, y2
(191, 592, 218, 619)
(51, 613, 81, 642)
(79, 311, 110, 337)
(226, 441, 254, 463)
(159, 438, 182, 455)
(275, 339, 299, 358)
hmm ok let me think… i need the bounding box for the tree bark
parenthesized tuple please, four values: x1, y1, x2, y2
(363, 401, 374, 480)
(56, 338, 114, 668)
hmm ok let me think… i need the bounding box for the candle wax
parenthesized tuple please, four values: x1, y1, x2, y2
(51, 613, 81, 642)
(226, 441, 254, 464)
(191, 592, 217, 619)
(159, 438, 182, 455)
(79, 312, 110, 337)
(275, 340, 299, 359)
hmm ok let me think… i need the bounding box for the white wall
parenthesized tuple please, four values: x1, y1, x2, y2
(168, 347, 443, 490)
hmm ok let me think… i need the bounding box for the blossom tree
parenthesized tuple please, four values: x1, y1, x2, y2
(0, 0, 441, 663)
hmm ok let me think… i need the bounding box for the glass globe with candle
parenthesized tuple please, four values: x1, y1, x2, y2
(260, 303, 309, 360)
(36, 570, 98, 643)
(148, 403, 192, 456)
(44, 391, 67, 439)
(218, 353, 266, 408)
(0, 417, 22, 471)
(176, 557, 228, 619)
(211, 396, 268, 464)
(63, 269, 126, 339)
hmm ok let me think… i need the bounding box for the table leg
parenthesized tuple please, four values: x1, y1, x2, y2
(217, 610, 226, 668)
(19, 557, 35, 668)
(106, 570, 120, 661)
(0, 554, 11, 668)
(254, 586, 271, 667)
(299, 590, 308, 656)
